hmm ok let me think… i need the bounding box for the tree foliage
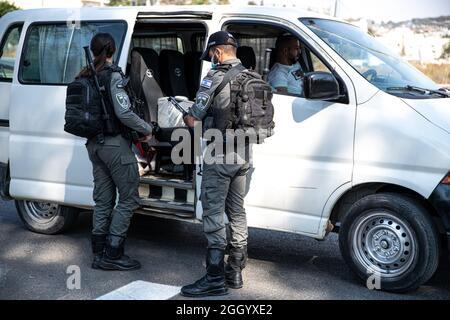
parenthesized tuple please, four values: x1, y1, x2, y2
(441, 41, 450, 59)
(0, 1, 19, 18)
(108, 0, 132, 6)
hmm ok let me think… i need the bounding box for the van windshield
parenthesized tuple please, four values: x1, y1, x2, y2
(300, 18, 446, 98)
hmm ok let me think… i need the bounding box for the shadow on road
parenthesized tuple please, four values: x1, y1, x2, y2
(0, 206, 449, 300)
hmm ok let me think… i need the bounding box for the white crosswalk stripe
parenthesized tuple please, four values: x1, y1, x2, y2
(96, 280, 181, 300)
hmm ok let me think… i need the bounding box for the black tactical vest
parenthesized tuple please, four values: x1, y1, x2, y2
(204, 64, 234, 134)
(97, 65, 129, 138)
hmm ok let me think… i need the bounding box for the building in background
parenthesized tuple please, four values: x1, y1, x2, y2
(376, 26, 449, 63)
(238, 0, 450, 67)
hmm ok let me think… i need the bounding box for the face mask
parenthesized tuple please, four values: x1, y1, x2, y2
(211, 52, 220, 69)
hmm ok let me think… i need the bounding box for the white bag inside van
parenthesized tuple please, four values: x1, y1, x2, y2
(157, 97, 192, 128)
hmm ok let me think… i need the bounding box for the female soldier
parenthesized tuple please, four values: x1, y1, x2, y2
(78, 33, 152, 271)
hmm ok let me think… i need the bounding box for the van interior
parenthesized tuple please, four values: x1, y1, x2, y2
(128, 20, 340, 217)
(127, 20, 206, 217)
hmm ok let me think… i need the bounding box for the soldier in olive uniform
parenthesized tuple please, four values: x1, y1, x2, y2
(181, 31, 251, 297)
(80, 33, 153, 271)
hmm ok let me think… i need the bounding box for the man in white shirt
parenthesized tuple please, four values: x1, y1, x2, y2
(267, 35, 304, 96)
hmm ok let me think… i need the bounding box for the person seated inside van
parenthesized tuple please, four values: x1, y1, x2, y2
(267, 34, 304, 96)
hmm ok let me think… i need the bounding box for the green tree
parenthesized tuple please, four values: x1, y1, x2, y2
(441, 41, 450, 59)
(108, 0, 132, 6)
(191, 0, 210, 4)
(0, 1, 19, 17)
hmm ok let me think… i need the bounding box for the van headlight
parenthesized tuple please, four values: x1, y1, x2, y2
(441, 172, 450, 185)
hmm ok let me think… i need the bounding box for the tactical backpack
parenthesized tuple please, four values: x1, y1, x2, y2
(213, 64, 275, 144)
(64, 65, 141, 140)
(64, 76, 104, 139)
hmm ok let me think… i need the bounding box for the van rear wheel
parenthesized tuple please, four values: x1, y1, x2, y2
(339, 193, 440, 293)
(15, 200, 79, 235)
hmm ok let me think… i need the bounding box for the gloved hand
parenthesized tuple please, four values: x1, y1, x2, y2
(151, 121, 161, 136)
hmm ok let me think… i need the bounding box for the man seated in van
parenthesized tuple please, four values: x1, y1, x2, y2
(267, 34, 304, 96)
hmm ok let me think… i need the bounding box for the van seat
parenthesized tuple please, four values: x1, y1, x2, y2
(129, 47, 164, 123)
(159, 49, 190, 98)
(130, 47, 188, 175)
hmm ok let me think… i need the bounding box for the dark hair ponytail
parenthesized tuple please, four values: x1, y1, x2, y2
(77, 33, 116, 78)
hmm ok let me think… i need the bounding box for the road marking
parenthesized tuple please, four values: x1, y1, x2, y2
(97, 280, 181, 300)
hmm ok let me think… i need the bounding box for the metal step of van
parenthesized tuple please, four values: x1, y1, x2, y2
(139, 175, 193, 190)
(138, 173, 195, 218)
(138, 198, 194, 218)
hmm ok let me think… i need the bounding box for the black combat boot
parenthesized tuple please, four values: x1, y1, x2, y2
(225, 246, 248, 289)
(180, 248, 228, 297)
(91, 234, 107, 269)
(97, 235, 141, 271)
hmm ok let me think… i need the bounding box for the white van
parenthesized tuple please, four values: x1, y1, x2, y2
(0, 5, 449, 293)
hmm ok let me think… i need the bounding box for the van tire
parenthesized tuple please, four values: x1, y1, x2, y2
(338, 193, 439, 293)
(15, 200, 79, 235)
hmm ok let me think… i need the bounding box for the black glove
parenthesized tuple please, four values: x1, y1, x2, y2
(151, 121, 161, 136)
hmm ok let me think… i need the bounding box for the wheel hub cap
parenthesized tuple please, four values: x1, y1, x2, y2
(352, 212, 417, 277)
(24, 201, 59, 223)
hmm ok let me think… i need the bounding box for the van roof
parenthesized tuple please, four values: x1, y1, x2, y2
(3, 5, 342, 24)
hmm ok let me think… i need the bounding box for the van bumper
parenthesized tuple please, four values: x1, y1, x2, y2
(428, 183, 450, 251)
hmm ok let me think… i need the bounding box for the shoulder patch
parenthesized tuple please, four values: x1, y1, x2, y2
(196, 92, 211, 110)
(115, 92, 130, 110)
(200, 79, 213, 89)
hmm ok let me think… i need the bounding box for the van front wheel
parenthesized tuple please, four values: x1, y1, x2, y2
(15, 200, 79, 235)
(339, 193, 440, 293)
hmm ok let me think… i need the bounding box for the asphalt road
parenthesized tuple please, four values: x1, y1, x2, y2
(0, 199, 449, 300)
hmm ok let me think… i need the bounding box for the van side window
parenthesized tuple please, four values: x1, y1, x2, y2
(235, 35, 276, 73)
(0, 24, 23, 82)
(225, 23, 335, 99)
(132, 35, 184, 54)
(19, 21, 127, 85)
(192, 33, 206, 53)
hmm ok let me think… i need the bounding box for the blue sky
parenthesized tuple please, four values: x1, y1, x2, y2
(337, 0, 450, 22)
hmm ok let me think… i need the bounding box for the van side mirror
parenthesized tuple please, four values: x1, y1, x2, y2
(303, 71, 340, 100)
